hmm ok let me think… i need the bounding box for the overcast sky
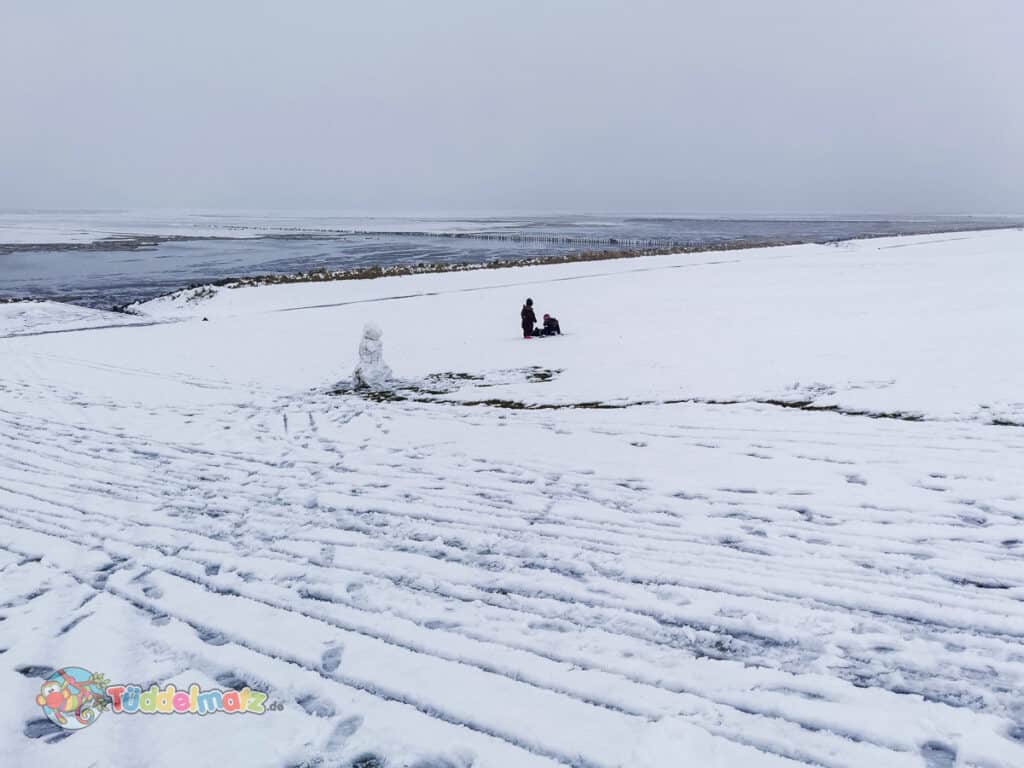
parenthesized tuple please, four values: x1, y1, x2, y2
(1, 1, 1021, 215)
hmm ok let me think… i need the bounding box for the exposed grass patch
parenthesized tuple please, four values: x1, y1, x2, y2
(328, 379, 951, 424)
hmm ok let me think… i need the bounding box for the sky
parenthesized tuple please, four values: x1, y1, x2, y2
(1, 1, 1021, 215)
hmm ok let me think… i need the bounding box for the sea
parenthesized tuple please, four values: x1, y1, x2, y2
(1, 210, 1019, 309)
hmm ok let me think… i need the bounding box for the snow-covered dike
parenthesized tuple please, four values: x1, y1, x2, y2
(1, 230, 1023, 767)
(130, 228, 1024, 425)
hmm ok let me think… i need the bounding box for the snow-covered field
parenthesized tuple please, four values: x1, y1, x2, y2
(2, 230, 1023, 767)
(0, 301, 151, 338)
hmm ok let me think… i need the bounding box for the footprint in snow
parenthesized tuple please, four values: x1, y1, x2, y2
(325, 715, 364, 750)
(321, 644, 344, 674)
(196, 626, 229, 646)
(16, 665, 54, 678)
(296, 693, 336, 718)
(319, 544, 335, 567)
(920, 742, 956, 768)
(284, 758, 325, 768)
(215, 671, 255, 691)
(24, 718, 71, 743)
(409, 758, 465, 768)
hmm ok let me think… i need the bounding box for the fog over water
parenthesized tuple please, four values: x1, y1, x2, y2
(1, 1, 1022, 215)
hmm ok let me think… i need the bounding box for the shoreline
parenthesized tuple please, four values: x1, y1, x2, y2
(119, 223, 1020, 313)
(2, 223, 1020, 311)
(2, 214, 1019, 254)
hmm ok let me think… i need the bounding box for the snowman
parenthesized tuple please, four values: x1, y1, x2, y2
(352, 322, 392, 389)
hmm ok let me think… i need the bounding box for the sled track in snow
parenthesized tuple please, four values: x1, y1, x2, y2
(2, 385, 1024, 767)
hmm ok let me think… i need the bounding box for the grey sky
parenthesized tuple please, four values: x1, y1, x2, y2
(1, 1, 1021, 215)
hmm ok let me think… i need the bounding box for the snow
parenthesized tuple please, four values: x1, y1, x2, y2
(1, 229, 1023, 767)
(132, 228, 1024, 425)
(0, 301, 152, 337)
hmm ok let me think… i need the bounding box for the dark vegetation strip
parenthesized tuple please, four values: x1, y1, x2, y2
(123, 239, 797, 309)
(332, 385, 1024, 427)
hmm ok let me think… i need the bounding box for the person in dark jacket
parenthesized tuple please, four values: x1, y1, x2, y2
(541, 314, 561, 335)
(521, 298, 537, 338)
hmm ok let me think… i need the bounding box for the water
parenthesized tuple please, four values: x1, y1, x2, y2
(1, 211, 1018, 309)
